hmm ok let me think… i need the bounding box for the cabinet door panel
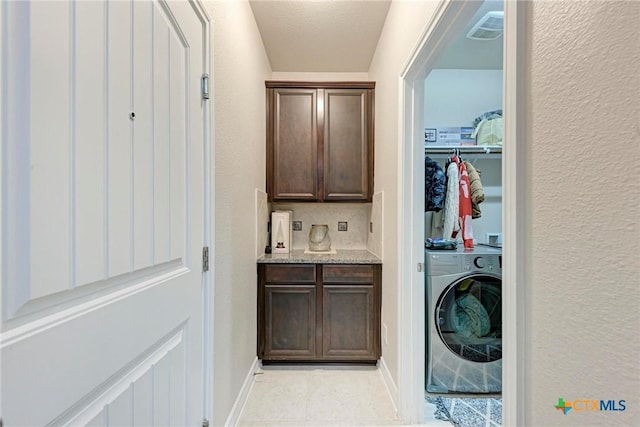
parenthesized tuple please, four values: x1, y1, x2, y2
(270, 89, 318, 201)
(323, 89, 370, 201)
(322, 285, 376, 360)
(264, 285, 316, 359)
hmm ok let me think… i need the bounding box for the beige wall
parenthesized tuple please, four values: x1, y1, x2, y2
(525, 1, 639, 424)
(367, 0, 439, 389)
(371, 2, 640, 421)
(204, 1, 271, 425)
(271, 72, 369, 81)
(206, 1, 640, 424)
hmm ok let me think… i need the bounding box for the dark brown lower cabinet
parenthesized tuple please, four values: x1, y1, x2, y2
(258, 263, 381, 363)
(322, 285, 375, 359)
(264, 285, 316, 360)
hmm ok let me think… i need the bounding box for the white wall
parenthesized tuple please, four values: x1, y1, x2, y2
(371, 3, 640, 422)
(424, 69, 503, 128)
(525, 1, 639, 425)
(367, 0, 440, 390)
(204, 1, 271, 425)
(423, 70, 503, 244)
(205, 2, 640, 425)
(469, 158, 501, 244)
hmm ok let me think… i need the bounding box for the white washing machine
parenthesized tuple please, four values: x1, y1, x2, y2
(425, 246, 502, 394)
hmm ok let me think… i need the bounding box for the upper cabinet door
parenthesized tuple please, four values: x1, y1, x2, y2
(266, 82, 374, 202)
(268, 88, 318, 201)
(322, 88, 372, 201)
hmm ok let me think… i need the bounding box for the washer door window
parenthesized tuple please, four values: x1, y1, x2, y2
(435, 274, 501, 363)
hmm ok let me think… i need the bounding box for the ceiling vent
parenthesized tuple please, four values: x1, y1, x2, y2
(466, 11, 504, 40)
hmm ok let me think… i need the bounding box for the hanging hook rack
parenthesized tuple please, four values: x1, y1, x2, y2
(425, 146, 502, 156)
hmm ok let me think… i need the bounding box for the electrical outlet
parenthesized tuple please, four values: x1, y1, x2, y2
(383, 324, 388, 345)
(486, 232, 502, 245)
(292, 221, 302, 231)
(338, 221, 348, 231)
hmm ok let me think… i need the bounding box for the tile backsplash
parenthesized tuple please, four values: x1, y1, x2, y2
(256, 189, 269, 257)
(272, 203, 370, 250)
(367, 191, 383, 258)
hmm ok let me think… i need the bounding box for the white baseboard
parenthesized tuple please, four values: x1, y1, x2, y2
(225, 357, 260, 427)
(378, 357, 399, 415)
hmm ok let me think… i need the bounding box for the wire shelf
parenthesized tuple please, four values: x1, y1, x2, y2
(424, 146, 502, 155)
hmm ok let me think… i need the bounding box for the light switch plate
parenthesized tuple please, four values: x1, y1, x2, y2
(338, 221, 348, 231)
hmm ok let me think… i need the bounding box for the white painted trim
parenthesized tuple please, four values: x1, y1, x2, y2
(396, 73, 418, 424)
(0, 266, 190, 349)
(398, 0, 526, 425)
(396, 0, 505, 424)
(378, 356, 399, 414)
(225, 357, 260, 427)
(502, 1, 527, 425)
(400, 0, 478, 81)
(194, 0, 215, 424)
(8, 260, 184, 323)
(51, 326, 185, 426)
(0, 0, 5, 328)
(1, 0, 31, 323)
(0, 3, 5, 418)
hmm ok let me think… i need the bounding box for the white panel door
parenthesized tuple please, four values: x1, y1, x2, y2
(0, 0, 210, 425)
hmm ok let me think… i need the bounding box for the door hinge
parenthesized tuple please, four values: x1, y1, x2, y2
(202, 246, 209, 272)
(417, 262, 424, 272)
(201, 73, 210, 100)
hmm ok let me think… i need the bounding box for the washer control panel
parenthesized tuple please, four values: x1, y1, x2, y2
(463, 254, 501, 273)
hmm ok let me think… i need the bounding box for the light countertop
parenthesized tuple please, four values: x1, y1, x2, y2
(257, 249, 382, 264)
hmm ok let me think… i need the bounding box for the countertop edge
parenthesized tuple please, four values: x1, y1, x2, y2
(257, 249, 382, 264)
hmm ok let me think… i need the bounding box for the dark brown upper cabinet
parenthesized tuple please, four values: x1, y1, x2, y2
(266, 81, 375, 202)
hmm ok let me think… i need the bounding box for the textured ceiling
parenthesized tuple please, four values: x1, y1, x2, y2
(249, 0, 392, 72)
(249, 0, 502, 72)
(434, 0, 504, 70)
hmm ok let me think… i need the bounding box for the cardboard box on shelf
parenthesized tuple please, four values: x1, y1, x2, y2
(425, 126, 476, 146)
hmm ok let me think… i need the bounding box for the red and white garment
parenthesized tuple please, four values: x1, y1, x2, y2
(458, 160, 474, 248)
(442, 159, 460, 240)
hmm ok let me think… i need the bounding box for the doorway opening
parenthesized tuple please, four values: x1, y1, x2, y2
(397, 0, 526, 425)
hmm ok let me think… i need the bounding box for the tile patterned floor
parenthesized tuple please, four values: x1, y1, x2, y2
(238, 366, 404, 427)
(426, 395, 502, 427)
(236, 365, 499, 426)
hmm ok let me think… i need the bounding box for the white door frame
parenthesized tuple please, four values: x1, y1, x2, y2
(191, 0, 216, 423)
(180, 1, 216, 422)
(397, 0, 527, 424)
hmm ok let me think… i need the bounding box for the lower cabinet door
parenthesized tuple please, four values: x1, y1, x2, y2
(322, 285, 377, 360)
(263, 285, 316, 360)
